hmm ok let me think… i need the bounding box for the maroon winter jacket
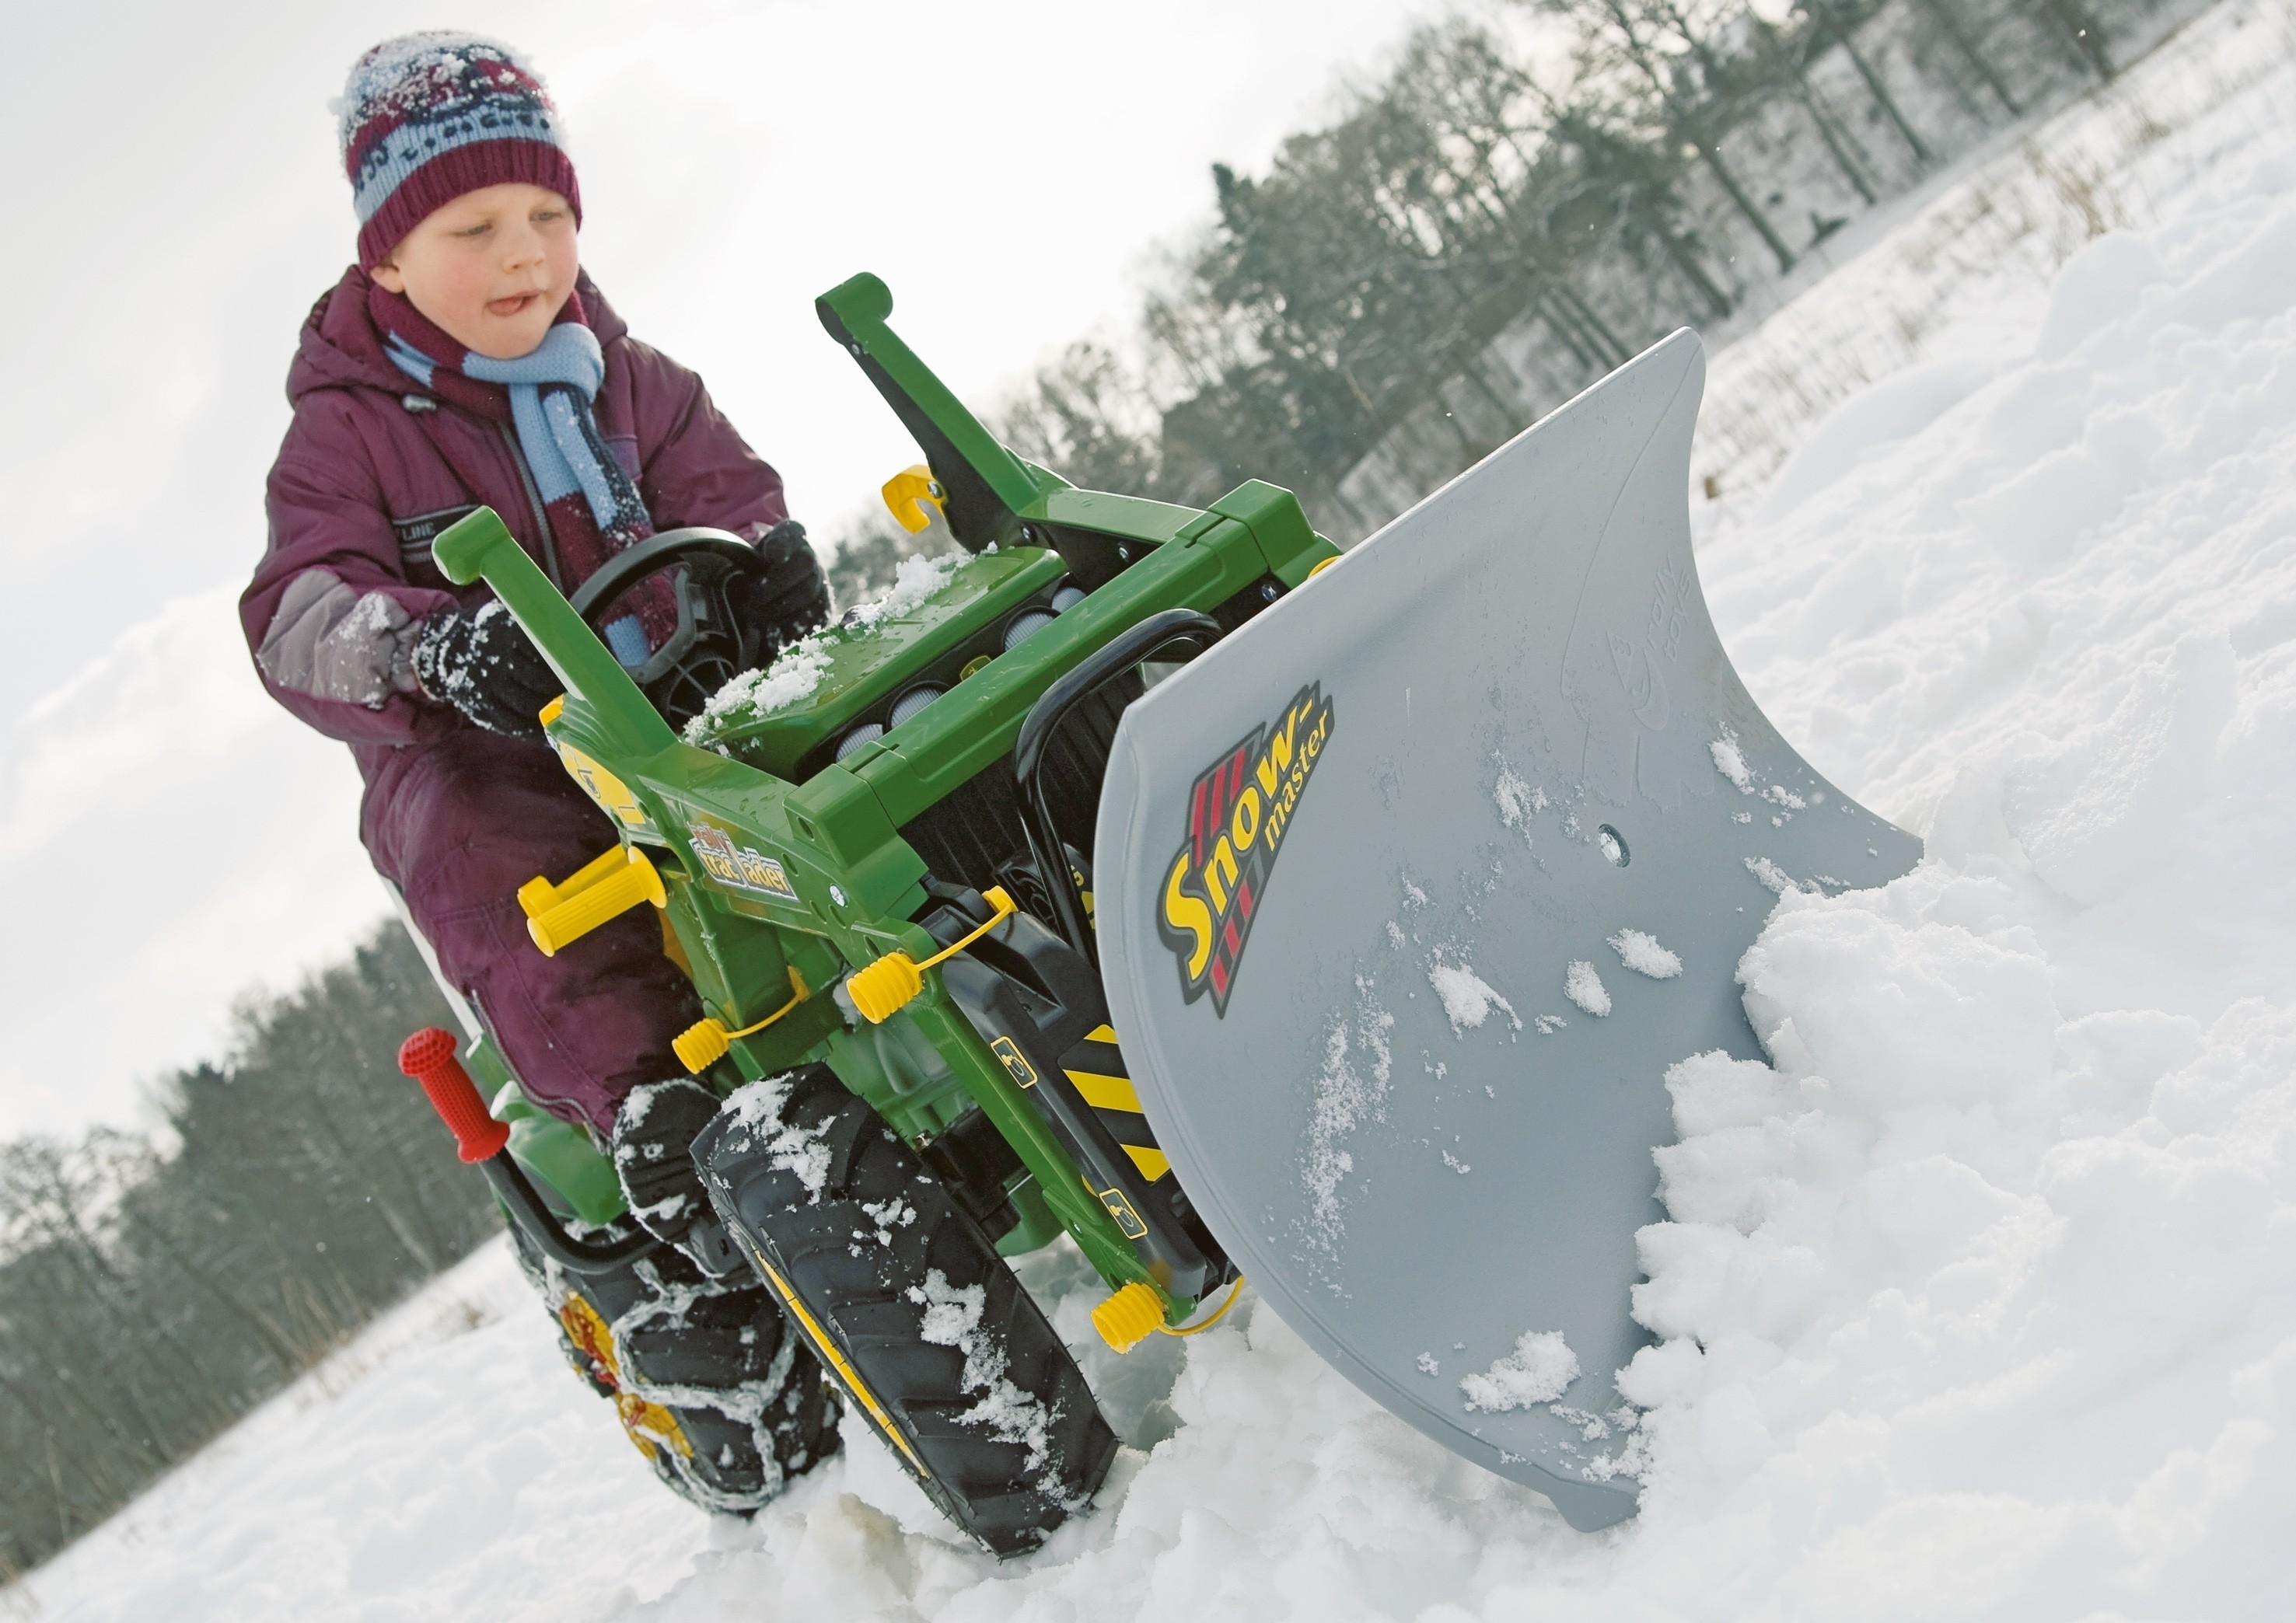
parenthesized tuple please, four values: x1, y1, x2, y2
(243, 268, 788, 1127)
(243, 265, 787, 867)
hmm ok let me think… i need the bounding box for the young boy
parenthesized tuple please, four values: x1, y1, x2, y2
(241, 33, 840, 1505)
(244, 33, 824, 1140)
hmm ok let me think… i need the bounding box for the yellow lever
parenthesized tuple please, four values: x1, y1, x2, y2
(673, 969, 810, 1073)
(847, 887, 1015, 1024)
(527, 847, 665, 957)
(518, 844, 639, 920)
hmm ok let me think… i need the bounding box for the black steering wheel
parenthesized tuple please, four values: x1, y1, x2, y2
(568, 527, 767, 730)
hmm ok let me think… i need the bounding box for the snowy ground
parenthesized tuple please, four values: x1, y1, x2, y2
(19, 5, 2296, 1618)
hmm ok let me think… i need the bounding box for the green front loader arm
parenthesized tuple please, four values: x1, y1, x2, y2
(815, 272, 1061, 546)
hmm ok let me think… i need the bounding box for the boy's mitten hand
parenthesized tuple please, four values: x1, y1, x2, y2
(411, 601, 561, 737)
(610, 1079, 723, 1251)
(746, 520, 831, 658)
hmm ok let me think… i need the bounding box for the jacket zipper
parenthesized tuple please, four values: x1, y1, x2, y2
(495, 421, 564, 589)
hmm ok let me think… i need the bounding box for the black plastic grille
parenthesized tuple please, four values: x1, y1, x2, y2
(897, 673, 1141, 899)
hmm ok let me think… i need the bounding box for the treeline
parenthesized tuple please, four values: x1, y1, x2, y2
(0, 924, 488, 1580)
(961, 0, 2198, 545)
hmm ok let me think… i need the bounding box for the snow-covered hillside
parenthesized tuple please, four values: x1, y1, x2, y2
(20, 7, 2296, 1618)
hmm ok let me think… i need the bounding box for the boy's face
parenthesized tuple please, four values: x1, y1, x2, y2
(370, 182, 578, 359)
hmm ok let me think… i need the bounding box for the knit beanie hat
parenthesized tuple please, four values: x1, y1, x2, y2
(337, 32, 581, 271)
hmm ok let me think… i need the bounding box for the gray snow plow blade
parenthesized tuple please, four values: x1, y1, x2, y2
(1094, 330, 1921, 1531)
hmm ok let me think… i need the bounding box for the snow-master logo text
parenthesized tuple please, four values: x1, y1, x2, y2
(1158, 682, 1334, 1016)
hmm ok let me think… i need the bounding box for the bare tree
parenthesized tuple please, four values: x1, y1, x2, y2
(1910, 0, 2025, 115)
(1799, 0, 1934, 163)
(1544, 0, 1802, 271)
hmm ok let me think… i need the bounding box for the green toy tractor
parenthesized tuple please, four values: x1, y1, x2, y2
(397, 270, 1914, 1548)
(396, 271, 1333, 1555)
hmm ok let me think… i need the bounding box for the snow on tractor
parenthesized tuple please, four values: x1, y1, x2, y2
(393, 272, 1921, 1553)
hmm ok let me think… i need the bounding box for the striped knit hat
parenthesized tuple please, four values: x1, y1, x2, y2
(337, 33, 581, 271)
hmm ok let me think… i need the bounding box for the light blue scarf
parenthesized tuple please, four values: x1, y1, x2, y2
(379, 316, 659, 667)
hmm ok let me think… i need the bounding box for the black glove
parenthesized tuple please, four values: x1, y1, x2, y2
(746, 519, 831, 659)
(610, 1079, 723, 1251)
(411, 600, 560, 737)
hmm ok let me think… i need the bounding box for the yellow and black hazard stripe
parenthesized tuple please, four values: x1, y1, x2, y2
(1057, 1024, 1169, 1185)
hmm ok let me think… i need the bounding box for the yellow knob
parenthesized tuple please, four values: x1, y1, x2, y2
(528, 848, 665, 956)
(673, 1019, 733, 1073)
(672, 969, 809, 1073)
(844, 888, 1017, 1026)
(1092, 1282, 1164, 1353)
(847, 952, 924, 1024)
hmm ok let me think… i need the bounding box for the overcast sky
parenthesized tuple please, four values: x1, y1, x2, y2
(0, 0, 1452, 1140)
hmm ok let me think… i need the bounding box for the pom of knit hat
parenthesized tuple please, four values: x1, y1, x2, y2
(337, 32, 581, 270)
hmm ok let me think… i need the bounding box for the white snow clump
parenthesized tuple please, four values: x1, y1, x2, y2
(908, 1269, 1056, 1476)
(683, 637, 832, 741)
(1742, 855, 1800, 895)
(1493, 763, 1538, 837)
(681, 553, 966, 743)
(1459, 1329, 1579, 1412)
(1563, 959, 1611, 1016)
(1304, 987, 1393, 1251)
(1428, 959, 1522, 1033)
(847, 551, 963, 627)
(1608, 928, 1683, 979)
(722, 1074, 833, 1200)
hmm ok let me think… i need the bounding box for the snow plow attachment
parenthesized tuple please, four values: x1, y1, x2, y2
(1096, 330, 1923, 1530)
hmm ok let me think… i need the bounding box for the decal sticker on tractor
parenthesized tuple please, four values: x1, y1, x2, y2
(1092, 1183, 1150, 1240)
(1156, 682, 1334, 1015)
(555, 742, 655, 833)
(989, 1035, 1039, 1087)
(688, 821, 801, 902)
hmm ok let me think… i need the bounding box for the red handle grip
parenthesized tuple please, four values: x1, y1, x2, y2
(397, 1028, 512, 1163)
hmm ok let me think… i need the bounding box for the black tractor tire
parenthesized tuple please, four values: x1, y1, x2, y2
(507, 1215, 841, 1516)
(694, 1065, 1118, 1557)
